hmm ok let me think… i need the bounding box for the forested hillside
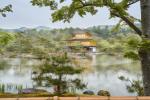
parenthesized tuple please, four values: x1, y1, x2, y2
(0, 25, 140, 59)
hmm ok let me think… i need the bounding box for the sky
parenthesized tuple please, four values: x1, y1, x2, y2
(0, 0, 141, 29)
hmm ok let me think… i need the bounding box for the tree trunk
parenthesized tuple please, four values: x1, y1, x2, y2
(140, 0, 150, 96)
(57, 74, 62, 95)
(139, 49, 150, 96)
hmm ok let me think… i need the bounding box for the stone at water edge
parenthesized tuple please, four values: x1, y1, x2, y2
(97, 90, 110, 96)
(83, 90, 94, 95)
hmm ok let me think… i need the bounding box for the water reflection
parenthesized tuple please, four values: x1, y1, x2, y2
(0, 54, 141, 96)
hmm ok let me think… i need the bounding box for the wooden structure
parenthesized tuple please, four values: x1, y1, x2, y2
(66, 32, 96, 53)
(1, 96, 150, 100)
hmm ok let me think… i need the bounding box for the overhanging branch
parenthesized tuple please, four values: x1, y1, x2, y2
(76, 0, 142, 36)
(111, 12, 142, 36)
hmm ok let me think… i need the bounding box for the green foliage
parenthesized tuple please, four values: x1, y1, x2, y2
(0, 83, 23, 94)
(0, 32, 14, 46)
(111, 20, 124, 33)
(97, 90, 110, 96)
(119, 75, 144, 96)
(30, 0, 143, 59)
(4, 29, 71, 56)
(1, 26, 146, 62)
(105, 33, 142, 59)
(0, 5, 12, 17)
(87, 25, 112, 38)
(5, 32, 33, 53)
(123, 35, 150, 60)
(31, 0, 138, 24)
(122, 35, 141, 60)
(30, 0, 144, 61)
(126, 34, 142, 49)
(32, 52, 86, 95)
(0, 32, 15, 53)
(124, 51, 139, 60)
(0, 84, 5, 93)
(31, 0, 57, 10)
(140, 39, 150, 51)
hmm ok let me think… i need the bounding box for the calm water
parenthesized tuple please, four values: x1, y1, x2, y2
(0, 54, 141, 96)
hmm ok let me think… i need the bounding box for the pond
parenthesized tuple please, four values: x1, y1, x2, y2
(0, 54, 141, 96)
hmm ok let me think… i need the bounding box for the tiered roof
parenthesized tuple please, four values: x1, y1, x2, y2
(67, 32, 96, 47)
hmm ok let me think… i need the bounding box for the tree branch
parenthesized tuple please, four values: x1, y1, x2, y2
(127, 0, 140, 6)
(111, 12, 142, 36)
(78, 0, 85, 5)
(76, 0, 142, 36)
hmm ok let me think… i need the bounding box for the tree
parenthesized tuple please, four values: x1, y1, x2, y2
(0, 4, 13, 52)
(0, 32, 14, 53)
(31, 0, 150, 95)
(119, 76, 144, 96)
(139, 0, 150, 96)
(32, 52, 86, 95)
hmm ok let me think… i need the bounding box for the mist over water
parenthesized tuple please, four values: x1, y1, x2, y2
(0, 54, 141, 96)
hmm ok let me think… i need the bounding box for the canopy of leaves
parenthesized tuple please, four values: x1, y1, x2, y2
(31, 0, 139, 22)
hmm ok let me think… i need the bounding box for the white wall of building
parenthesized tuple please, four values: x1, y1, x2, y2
(90, 47, 96, 53)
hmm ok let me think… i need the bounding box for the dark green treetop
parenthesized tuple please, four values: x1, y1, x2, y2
(32, 52, 86, 95)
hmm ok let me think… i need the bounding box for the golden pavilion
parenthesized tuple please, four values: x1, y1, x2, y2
(66, 32, 96, 52)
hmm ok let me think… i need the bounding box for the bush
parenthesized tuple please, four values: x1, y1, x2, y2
(97, 90, 110, 96)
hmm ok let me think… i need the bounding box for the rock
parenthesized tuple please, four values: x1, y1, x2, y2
(83, 90, 94, 95)
(97, 90, 110, 96)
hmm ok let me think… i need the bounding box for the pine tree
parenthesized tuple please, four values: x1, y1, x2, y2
(32, 52, 86, 95)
